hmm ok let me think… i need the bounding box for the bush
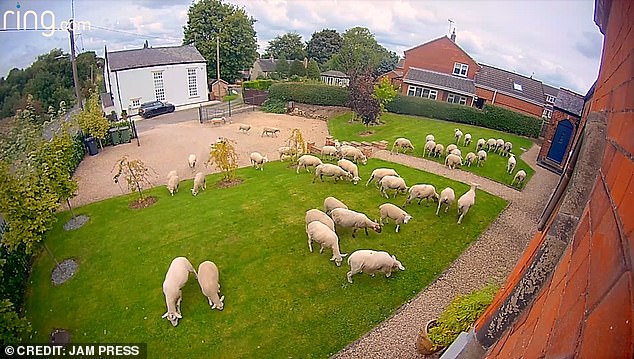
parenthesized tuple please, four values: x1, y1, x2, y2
(268, 83, 349, 106)
(0, 244, 30, 311)
(386, 95, 542, 138)
(261, 99, 287, 114)
(243, 80, 274, 91)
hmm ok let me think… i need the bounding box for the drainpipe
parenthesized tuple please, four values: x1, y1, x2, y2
(492, 89, 497, 104)
(115, 71, 123, 117)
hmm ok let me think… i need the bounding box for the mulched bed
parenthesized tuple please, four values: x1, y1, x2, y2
(216, 178, 243, 189)
(63, 215, 89, 231)
(129, 196, 158, 209)
(51, 259, 78, 285)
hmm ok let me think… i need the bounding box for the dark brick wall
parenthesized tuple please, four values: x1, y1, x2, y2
(537, 109, 582, 171)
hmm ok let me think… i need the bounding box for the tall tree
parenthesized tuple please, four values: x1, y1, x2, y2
(307, 29, 343, 64)
(183, 0, 258, 83)
(264, 32, 306, 60)
(334, 27, 391, 76)
(375, 50, 400, 77)
(289, 60, 306, 77)
(275, 56, 290, 79)
(306, 59, 321, 80)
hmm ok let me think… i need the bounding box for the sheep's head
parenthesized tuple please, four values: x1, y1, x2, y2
(210, 295, 225, 311)
(351, 176, 361, 185)
(403, 214, 413, 224)
(360, 156, 367, 165)
(392, 255, 405, 271)
(372, 222, 382, 233)
(162, 312, 182, 327)
(331, 253, 347, 267)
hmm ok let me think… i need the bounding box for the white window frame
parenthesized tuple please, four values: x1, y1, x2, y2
(130, 98, 141, 108)
(447, 93, 467, 105)
(542, 108, 553, 119)
(513, 82, 523, 91)
(407, 85, 437, 100)
(153, 71, 165, 101)
(453, 62, 469, 77)
(187, 68, 198, 98)
(546, 94, 556, 103)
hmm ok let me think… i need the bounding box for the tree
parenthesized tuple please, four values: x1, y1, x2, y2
(112, 156, 155, 201)
(0, 298, 31, 345)
(289, 59, 306, 77)
(75, 92, 109, 148)
(183, 0, 258, 83)
(373, 77, 398, 119)
(275, 57, 290, 79)
(307, 29, 343, 64)
(347, 72, 380, 126)
(334, 27, 392, 76)
(206, 139, 239, 181)
(306, 59, 321, 80)
(375, 51, 400, 77)
(286, 129, 306, 163)
(264, 32, 306, 60)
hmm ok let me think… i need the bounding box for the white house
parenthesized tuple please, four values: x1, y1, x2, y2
(320, 70, 350, 87)
(103, 44, 209, 116)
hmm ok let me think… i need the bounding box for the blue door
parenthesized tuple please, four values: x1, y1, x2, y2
(547, 120, 574, 164)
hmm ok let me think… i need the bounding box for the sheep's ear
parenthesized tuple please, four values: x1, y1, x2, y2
(341, 253, 348, 257)
(329, 257, 335, 261)
(219, 295, 225, 303)
(392, 255, 396, 260)
(175, 313, 182, 319)
(162, 313, 169, 318)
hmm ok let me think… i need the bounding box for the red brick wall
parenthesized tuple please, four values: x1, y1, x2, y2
(475, 87, 544, 117)
(480, 0, 634, 357)
(403, 37, 480, 79)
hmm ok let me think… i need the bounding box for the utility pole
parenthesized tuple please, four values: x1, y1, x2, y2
(68, 18, 83, 109)
(216, 35, 221, 99)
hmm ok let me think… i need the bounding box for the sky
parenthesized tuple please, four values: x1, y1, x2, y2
(0, 0, 603, 95)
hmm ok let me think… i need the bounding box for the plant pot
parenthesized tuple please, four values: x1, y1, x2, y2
(415, 319, 443, 355)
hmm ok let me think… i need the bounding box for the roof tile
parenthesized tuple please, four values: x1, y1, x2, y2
(475, 64, 545, 104)
(403, 67, 475, 94)
(107, 45, 206, 71)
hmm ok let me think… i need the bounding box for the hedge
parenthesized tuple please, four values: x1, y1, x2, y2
(386, 95, 542, 138)
(268, 83, 349, 106)
(242, 80, 274, 91)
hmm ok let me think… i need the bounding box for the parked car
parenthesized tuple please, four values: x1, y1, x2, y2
(138, 101, 175, 118)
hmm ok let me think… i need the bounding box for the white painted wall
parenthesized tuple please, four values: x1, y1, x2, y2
(107, 62, 209, 116)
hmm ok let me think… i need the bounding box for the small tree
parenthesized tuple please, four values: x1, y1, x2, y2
(348, 72, 381, 125)
(373, 77, 398, 120)
(289, 59, 306, 77)
(75, 92, 109, 148)
(40, 126, 79, 218)
(306, 59, 321, 80)
(206, 139, 239, 181)
(286, 129, 306, 163)
(112, 156, 155, 201)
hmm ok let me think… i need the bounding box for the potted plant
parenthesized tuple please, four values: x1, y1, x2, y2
(416, 284, 498, 355)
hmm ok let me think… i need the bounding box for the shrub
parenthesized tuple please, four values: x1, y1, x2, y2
(268, 82, 349, 106)
(243, 80, 274, 91)
(261, 99, 287, 114)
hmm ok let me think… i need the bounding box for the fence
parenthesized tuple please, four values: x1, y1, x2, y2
(243, 89, 268, 106)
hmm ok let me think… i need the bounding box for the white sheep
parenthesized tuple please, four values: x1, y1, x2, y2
(404, 184, 439, 206)
(339, 145, 367, 165)
(167, 174, 180, 196)
(446, 144, 458, 156)
(191, 172, 206, 196)
(188, 154, 197, 170)
(454, 129, 463, 143)
(313, 164, 353, 183)
(495, 139, 505, 153)
(379, 203, 412, 232)
(503, 141, 513, 156)
(477, 150, 487, 167)
(457, 183, 479, 224)
(197, 261, 224, 311)
(436, 187, 456, 216)
(321, 145, 340, 160)
(306, 221, 347, 266)
(426, 134, 435, 142)
(486, 138, 497, 151)
(450, 148, 462, 158)
(167, 170, 178, 179)
(378, 175, 408, 199)
(278, 146, 297, 160)
(261, 127, 280, 137)
(305, 208, 336, 232)
(463, 133, 472, 146)
(507, 154, 517, 174)
(465, 152, 477, 167)
(391, 137, 415, 155)
(346, 250, 404, 284)
(162, 257, 197, 327)
(366, 168, 399, 187)
(296, 155, 323, 174)
(250, 152, 268, 171)
(424, 140, 436, 157)
(512, 170, 527, 187)
(476, 138, 486, 151)
(237, 123, 251, 134)
(323, 196, 348, 215)
(330, 208, 382, 238)
(337, 158, 361, 184)
(433, 143, 445, 158)
(445, 153, 463, 169)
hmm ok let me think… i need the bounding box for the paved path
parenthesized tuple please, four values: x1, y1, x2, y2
(334, 144, 559, 359)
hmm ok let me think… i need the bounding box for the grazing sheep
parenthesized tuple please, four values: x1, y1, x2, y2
(433, 143, 445, 158)
(454, 129, 463, 144)
(426, 134, 435, 143)
(261, 127, 280, 137)
(167, 170, 178, 179)
(191, 172, 206, 196)
(278, 146, 297, 160)
(305, 209, 335, 232)
(167, 174, 180, 196)
(424, 140, 436, 157)
(188, 154, 197, 170)
(306, 221, 347, 266)
(512, 170, 527, 187)
(324, 196, 348, 215)
(321, 145, 340, 160)
(446, 144, 458, 156)
(465, 152, 477, 167)
(503, 141, 513, 156)
(496, 139, 505, 153)
(477, 150, 487, 167)
(379, 203, 412, 232)
(450, 148, 462, 158)
(162, 257, 197, 327)
(404, 184, 439, 206)
(378, 175, 408, 199)
(445, 153, 463, 169)
(476, 138, 486, 151)
(330, 208, 382, 238)
(197, 261, 224, 311)
(486, 138, 497, 151)
(340, 145, 367, 165)
(391, 137, 415, 154)
(337, 158, 361, 184)
(436, 187, 456, 216)
(366, 168, 400, 187)
(237, 124, 251, 134)
(457, 183, 479, 224)
(313, 164, 353, 183)
(296, 155, 323, 174)
(463, 133, 472, 146)
(250, 152, 268, 170)
(346, 250, 404, 284)
(507, 154, 517, 174)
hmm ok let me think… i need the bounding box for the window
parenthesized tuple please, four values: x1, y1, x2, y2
(407, 85, 437, 100)
(187, 68, 198, 97)
(131, 98, 141, 108)
(453, 63, 469, 77)
(153, 71, 165, 101)
(542, 108, 553, 119)
(447, 93, 467, 105)
(546, 94, 556, 103)
(513, 82, 523, 91)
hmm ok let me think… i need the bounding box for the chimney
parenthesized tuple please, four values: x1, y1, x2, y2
(450, 28, 456, 42)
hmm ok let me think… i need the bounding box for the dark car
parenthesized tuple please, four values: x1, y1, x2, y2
(138, 100, 175, 118)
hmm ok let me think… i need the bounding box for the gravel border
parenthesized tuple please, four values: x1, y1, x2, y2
(51, 259, 79, 286)
(333, 144, 559, 359)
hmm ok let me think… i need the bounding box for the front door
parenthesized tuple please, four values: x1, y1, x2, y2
(547, 119, 574, 164)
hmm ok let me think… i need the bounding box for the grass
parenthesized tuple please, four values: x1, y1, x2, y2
(26, 160, 507, 358)
(329, 112, 535, 188)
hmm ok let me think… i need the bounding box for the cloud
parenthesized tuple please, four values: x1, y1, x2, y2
(575, 31, 604, 59)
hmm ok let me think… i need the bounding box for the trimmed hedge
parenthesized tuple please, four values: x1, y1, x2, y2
(242, 80, 274, 91)
(386, 95, 542, 138)
(268, 83, 349, 106)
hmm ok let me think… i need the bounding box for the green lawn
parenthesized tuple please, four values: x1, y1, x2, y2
(329, 112, 535, 188)
(26, 160, 506, 358)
